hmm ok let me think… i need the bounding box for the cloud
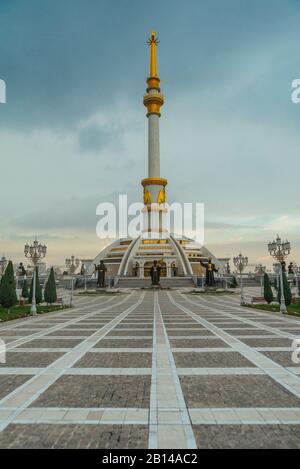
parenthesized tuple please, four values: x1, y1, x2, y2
(206, 222, 261, 230)
(0, 0, 300, 264)
(263, 215, 300, 233)
(78, 124, 115, 153)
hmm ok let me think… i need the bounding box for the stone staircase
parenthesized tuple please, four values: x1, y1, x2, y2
(115, 276, 195, 288)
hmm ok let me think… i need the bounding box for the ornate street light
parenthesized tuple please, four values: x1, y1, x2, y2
(255, 264, 266, 296)
(268, 235, 290, 314)
(293, 262, 299, 297)
(0, 256, 7, 277)
(65, 255, 79, 306)
(24, 238, 47, 315)
(65, 255, 80, 275)
(233, 253, 248, 305)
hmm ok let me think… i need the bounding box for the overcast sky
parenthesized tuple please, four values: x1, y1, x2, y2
(0, 0, 299, 267)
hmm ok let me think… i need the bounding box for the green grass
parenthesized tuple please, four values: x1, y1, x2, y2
(0, 304, 71, 322)
(245, 300, 300, 316)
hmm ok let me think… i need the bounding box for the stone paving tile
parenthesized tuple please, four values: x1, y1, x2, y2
(29, 375, 151, 408)
(278, 329, 300, 335)
(165, 325, 207, 330)
(180, 375, 300, 408)
(173, 352, 256, 368)
(1, 338, 19, 344)
(14, 325, 55, 329)
(170, 339, 229, 348)
(206, 322, 245, 327)
(106, 330, 153, 336)
(121, 321, 153, 324)
(0, 423, 148, 449)
(193, 424, 300, 449)
(95, 338, 153, 348)
(168, 330, 214, 337)
(0, 330, 37, 337)
(16, 339, 84, 348)
(0, 352, 64, 368)
(0, 375, 32, 400)
(163, 321, 197, 325)
(262, 351, 300, 367)
(228, 330, 279, 336)
(59, 325, 101, 329)
(240, 338, 293, 348)
(74, 352, 152, 368)
(256, 322, 289, 326)
(116, 324, 153, 329)
(45, 330, 94, 337)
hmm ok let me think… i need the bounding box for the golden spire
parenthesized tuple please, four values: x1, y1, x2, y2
(147, 31, 159, 77)
(144, 30, 164, 116)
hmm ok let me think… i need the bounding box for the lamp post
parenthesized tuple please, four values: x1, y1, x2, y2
(65, 255, 80, 275)
(293, 262, 299, 297)
(233, 253, 248, 305)
(24, 239, 47, 315)
(255, 264, 266, 296)
(0, 256, 7, 279)
(65, 256, 79, 306)
(268, 235, 290, 314)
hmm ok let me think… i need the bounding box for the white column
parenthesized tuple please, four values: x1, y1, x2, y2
(148, 114, 160, 178)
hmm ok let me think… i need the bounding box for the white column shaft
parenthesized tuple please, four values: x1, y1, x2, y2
(148, 114, 160, 178)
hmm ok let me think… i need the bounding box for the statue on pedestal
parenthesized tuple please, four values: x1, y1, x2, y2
(94, 260, 107, 288)
(133, 262, 139, 277)
(200, 257, 218, 287)
(17, 262, 26, 277)
(150, 260, 161, 286)
(288, 262, 294, 275)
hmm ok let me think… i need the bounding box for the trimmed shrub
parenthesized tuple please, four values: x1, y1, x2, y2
(44, 267, 57, 305)
(21, 279, 29, 299)
(277, 272, 292, 306)
(0, 261, 17, 312)
(29, 267, 43, 304)
(263, 272, 273, 304)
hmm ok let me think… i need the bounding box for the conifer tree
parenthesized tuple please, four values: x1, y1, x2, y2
(277, 272, 292, 306)
(44, 267, 57, 305)
(29, 267, 43, 305)
(21, 279, 29, 299)
(263, 272, 273, 304)
(0, 261, 17, 312)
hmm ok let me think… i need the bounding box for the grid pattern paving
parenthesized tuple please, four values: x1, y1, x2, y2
(0, 288, 300, 448)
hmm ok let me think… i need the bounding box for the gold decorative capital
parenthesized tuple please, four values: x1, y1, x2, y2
(141, 177, 168, 187)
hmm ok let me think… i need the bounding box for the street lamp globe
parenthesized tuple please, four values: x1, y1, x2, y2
(24, 238, 47, 315)
(0, 256, 7, 276)
(268, 235, 290, 314)
(233, 253, 248, 305)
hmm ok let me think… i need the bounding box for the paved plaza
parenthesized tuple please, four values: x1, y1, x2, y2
(0, 289, 300, 449)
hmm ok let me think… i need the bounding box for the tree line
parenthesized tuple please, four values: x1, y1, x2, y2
(0, 261, 57, 313)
